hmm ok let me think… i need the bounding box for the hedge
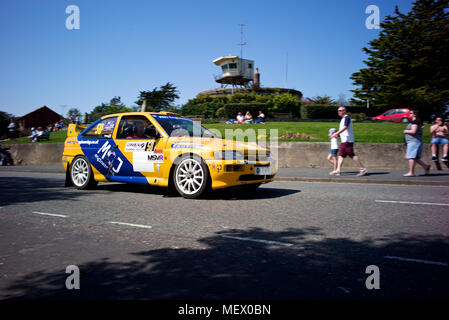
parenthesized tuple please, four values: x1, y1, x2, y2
(181, 102, 224, 119)
(223, 103, 270, 119)
(346, 106, 390, 117)
(300, 104, 340, 119)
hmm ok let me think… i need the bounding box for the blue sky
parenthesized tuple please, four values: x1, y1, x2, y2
(0, 0, 414, 116)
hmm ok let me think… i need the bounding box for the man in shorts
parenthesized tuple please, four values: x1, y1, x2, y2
(329, 106, 368, 176)
(430, 116, 448, 162)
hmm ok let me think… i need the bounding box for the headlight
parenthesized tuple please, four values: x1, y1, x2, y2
(214, 150, 244, 160)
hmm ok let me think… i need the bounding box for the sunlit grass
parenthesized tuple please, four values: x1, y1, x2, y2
(203, 121, 432, 143)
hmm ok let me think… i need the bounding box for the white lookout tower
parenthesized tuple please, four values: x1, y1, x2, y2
(213, 56, 254, 88)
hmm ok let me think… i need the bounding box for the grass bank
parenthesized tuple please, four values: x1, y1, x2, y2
(0, 122, 432, 144)
(203, 122, 432, 143)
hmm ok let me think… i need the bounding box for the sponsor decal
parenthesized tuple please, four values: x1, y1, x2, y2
(133, 152, 164, 172)
(125, 141, 147, 152)
(152, 115, 185, 120)
(146, 141, 156, 152)
(154, 149, 163, 154)
(78, 140, 99, 145)
(171, 142, 203, 149)
(103, 119, 117, 132)
(95, 141, 123, 175)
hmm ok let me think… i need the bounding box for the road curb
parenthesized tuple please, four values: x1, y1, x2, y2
(274, 176, 449, 187)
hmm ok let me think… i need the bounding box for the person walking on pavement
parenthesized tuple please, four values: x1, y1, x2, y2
(403, 109, 430, 177)
(430, 116, 448, 162)
(329, 106, 368, 176)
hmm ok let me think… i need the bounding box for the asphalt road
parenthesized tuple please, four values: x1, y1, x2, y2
(0, 171, 448, 300)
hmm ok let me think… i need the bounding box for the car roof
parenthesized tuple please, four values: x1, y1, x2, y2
(101, 111, 183, 119)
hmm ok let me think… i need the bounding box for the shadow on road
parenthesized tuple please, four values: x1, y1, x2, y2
(0, 176, 85, 206)
(2, 227, 447, 300)
(339, 171, 390, 176)
(96, 182, 299, 200)
(203, 186, 301, 200)
(0, 176, 297, 206)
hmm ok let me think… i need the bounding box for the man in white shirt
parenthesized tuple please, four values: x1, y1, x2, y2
(236, 112, 245, 124)
(329, 106, 368, 176)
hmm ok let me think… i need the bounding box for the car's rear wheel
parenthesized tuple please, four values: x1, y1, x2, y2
(401, 117, 409, 123)
(173, 155, 209, 199)
(70, 156, 95, 190)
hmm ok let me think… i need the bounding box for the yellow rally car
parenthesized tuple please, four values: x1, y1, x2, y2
(62, 112, 276, 198)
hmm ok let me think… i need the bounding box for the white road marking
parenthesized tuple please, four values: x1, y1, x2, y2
(337, 286, 350, 293)
(108, 221, 153, 229)
(32, 211, 68, 218)
(384, 256, 448, 267)
(220, 235, 293, 247)
(375, 200, 449, 206)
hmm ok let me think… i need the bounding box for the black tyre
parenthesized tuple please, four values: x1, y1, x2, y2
(70, 156, 96, 190)
(173, 155, 209, 199)
(401, 117, 409, 123)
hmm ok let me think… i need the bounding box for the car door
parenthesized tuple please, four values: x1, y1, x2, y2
(78, 116, 124, 180)
(390, 109, 403, 122)
(382, 110, 395, 120)
(114, 115, 167, 184)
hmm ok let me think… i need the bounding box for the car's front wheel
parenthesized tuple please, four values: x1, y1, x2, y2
(401, 117, 409, 123)
(173, 155, 209, 199)
(70, 156, 95, 190)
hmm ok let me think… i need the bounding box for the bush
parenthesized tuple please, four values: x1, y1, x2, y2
(215, 107, 226, 118)
(269, 92, 301, 117)
(300, 104, 340, 119)
(181, 102, 224, 119)
(223, 103, 270, 119)
(182, 92, 301, 119)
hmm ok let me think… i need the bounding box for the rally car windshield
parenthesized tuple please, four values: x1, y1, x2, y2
(152, 115, 216, 138)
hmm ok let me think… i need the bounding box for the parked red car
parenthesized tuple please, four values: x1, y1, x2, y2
(371, 108, 412, 123)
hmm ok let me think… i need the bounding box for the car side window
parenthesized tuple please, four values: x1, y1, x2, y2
(116, 116, 157, 140)
(82, 117, 117, 138)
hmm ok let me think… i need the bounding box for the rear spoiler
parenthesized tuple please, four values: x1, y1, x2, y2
(67, 123, 87, 137)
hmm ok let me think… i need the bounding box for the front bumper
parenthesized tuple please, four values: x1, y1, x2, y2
(204, 159, 277, 190)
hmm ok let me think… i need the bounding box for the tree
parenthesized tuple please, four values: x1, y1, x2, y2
(89, 96, 132, 121)
(67, 108, 81, 121)
(0, 110, 14, 138)
(351, 0, 449, 119)
(309, 95, 336, 105)
(136, 82, 180, 111)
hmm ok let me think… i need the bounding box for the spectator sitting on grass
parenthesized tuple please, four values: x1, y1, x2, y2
(35, 127, 44, 142)
(236, 112, 245, 124)
(255, 110, 266, 124)
(243, 111, 253, 124)
(29, 127, 38, 142)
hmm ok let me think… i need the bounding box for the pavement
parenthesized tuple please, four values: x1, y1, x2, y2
(1, 164, 448, 187)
